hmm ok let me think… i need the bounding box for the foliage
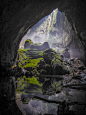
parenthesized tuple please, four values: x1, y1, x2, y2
(25, 39, 33, 44)
(24, 76, 41, 86)
(23, 58, 43, 68)
(18, 48, 43, 68)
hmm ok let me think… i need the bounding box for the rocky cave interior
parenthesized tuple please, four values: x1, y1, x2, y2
(1, 0, 86, 115)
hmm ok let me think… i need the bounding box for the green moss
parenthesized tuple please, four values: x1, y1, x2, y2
(59, 49, 66, 54)
(25, 39, 33, 44)
(11, 65, 16, 69)
(16, 76, 41, 93)
(23, 58, 43, 68)
(18, 48, 43, 68)
(25, 76, 41, 86)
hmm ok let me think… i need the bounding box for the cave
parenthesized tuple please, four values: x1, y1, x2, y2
(1, 0, 86, 115)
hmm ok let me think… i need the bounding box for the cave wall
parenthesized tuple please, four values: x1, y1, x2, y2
(1, 0, 86, 67)
(1, 0, 86, 114)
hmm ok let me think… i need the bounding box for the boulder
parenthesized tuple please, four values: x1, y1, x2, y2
(37, 59, 46, 70)
(38, 69, 47, 75)
(24, 39, 33, 49)
(63, 48, 70, 58)
(37, 58, 51, 74)
(42, 79, 52, 94)
(43, 48, 56, 64)
(52, 63, 70, 75)
(12, 66, 24, 77)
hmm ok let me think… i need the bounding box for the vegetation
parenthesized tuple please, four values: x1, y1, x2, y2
(25, 39, 33, 44)
(23, 58, 43, 68)
(18, 48, 43, 68)
(16, 76, 42, 93)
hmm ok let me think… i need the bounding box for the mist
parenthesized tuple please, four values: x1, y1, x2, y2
(19, 8, 74, 53)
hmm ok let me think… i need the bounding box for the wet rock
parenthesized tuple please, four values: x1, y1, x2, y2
(78, 65, 85, 70)
(38, 69, 47, 75)
(42, 79, 52, 94)
(43, 48, 56, 64)
(60, 54, 64, 59)
(81, 76, 86, 83)
(57, 100, 69, 114)
(24, 67, 34, 71)
(24, 39, 33, 49)
(21, 94, 28, 103)
(25, 71, 33, 78)
(37, 59, 51, 75)
(12, 66, 24, 77)
(69, 58, 75, 62)
(52, 63, 70, 75)
(72, 74, 84, 80)
(70, 79, 81, 84)
(56, 90, 61, 94)
(37, 59, 46, 70)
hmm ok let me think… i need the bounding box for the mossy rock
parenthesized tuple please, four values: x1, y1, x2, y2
(16, 76, 41, 93)
(43, 48, 61, 64)
(24, 39, 33, 49)
(51, 58, 70, 75)
(38, 69, 47, 75)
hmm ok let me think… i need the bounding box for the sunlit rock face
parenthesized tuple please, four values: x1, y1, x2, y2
(20, 8, 74, 49)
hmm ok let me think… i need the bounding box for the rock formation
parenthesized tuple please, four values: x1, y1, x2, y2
(1, 0, 86, 115)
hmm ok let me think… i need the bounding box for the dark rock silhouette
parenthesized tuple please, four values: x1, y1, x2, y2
(30, 42, 50, 51)
(42, 79, 51, 94)
(63, 48, 70, 59)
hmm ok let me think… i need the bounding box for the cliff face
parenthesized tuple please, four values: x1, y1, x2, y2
(20, 8, 74, 49)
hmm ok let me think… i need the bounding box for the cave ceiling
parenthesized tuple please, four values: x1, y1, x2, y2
(1, 0, 86, 66)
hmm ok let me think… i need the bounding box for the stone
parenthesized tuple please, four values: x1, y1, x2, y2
(78, 65, 85, 70)
(24, 39, 33, 49)
(63, 48, 70, 59)
(42, 79, 51, 94)
(38, 69, 47, 75)
(52, 63, 70, 75)
(43, 48, 56, 64)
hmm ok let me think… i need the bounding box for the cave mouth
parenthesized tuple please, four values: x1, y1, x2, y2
(19, 7, 85, 63)
(19, 8, 74, 54)
(1, 1, 86, 114)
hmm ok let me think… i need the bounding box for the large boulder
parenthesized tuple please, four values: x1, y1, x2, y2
(37, 59, 51, 74)
(43, 48, 57, 64)
(52, 62, 70, 75)
(24, 39, 33, 49)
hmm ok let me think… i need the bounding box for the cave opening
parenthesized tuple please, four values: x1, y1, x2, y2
(19, 7, 85, 63)
(1, 1, 86, 114)
(19, 8, 75, 54)
(12, 8, 86, 115)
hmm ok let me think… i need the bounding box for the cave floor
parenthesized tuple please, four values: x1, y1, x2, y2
(16, 77, 86, 115)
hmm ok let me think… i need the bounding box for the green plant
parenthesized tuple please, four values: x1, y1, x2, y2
(25, 39, 33, 44)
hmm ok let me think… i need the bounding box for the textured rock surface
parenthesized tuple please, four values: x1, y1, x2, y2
(1, 1, 86, 114)
(1, 0, 86, 66)
(20, 8, 74, 50)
